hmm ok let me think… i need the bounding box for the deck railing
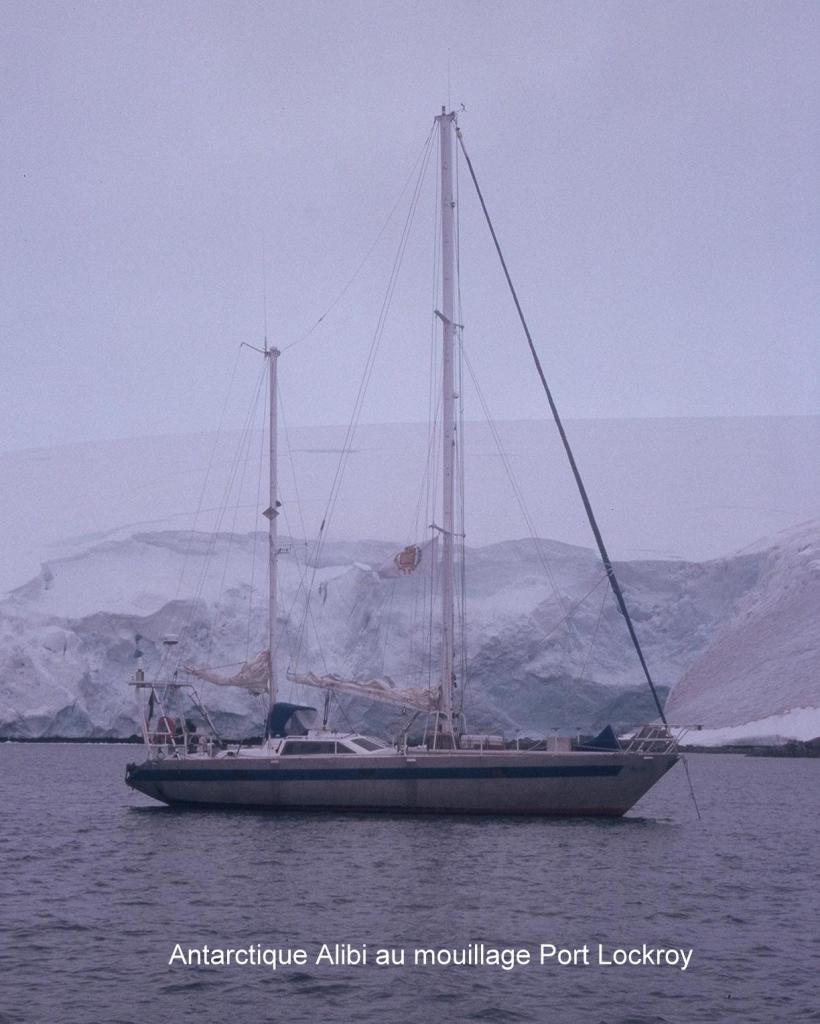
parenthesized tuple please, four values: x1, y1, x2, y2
(621, 725, 678, 755)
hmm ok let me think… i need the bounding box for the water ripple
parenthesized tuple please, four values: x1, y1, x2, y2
(0, 745, 817, 1024)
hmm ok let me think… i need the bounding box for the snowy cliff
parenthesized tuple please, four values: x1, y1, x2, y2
(1, 521, 816, 739)
(665, 523, 820, 738)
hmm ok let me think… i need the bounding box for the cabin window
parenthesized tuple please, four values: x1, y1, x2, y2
(281, 741, 341, 755)
(353, 737, 383, 751)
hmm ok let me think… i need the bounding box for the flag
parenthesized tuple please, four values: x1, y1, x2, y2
(394, 544, 422, 574)
(377, 537, 437, 579)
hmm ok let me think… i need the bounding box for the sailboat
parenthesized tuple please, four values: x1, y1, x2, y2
(125, 109, 679, 815)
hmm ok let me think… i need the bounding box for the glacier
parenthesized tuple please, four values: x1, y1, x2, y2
(666, 522, 820, 734)
(1, 520, 817, 740)
(1, 417, 817, 741)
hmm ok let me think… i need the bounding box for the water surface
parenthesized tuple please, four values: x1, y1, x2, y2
(0, 746, 817, 1023)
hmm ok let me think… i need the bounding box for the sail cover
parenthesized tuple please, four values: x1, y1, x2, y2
(184, 650, 270, 694)
(185, 651, 437, 713)
(290, 672, 438, 713)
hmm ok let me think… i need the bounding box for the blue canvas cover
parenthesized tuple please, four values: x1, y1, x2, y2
(267, 702, 318, 737)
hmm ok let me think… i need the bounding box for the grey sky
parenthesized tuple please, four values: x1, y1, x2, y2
(1, 0, 817, 451)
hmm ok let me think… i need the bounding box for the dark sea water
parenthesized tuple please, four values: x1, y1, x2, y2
(0, 745, 818, 1024)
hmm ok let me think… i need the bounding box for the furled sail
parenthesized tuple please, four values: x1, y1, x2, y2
(290, 671, 439, 713)
(184, 650, 270, 694)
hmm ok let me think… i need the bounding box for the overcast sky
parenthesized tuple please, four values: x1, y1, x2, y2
(1, 0, 817, 452)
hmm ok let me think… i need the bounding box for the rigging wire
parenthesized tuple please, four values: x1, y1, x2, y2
(274, 426, 331, 679)
(282, 124, 437, 355)
(277, 384, 333, 679)
(449, 127, 583, 668)
(529, 573, 609, 649)
(460, 344, 583, 647)
(403, 127, 443, 696)
(454, 143, 469, 717)
(245, 371, 270, 660)
(277, 381, 310, 553)
(202, 372, 267, 662)
(207, 370, 268, 662)
(680, 755, 703, 821)
(404, 129, 446, 700)
(156, 343, 245, 680)
(575, 581, 610, 684)
(456, 123, 701, 819)
(455, 125, 669, 728)
(290, 125, 437, 674)
(423, 136, 443, 701)
(173, 361, 268, 675)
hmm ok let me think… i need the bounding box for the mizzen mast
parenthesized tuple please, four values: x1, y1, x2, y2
(436, 108, 458, 744)
(264, 345, 281, 721)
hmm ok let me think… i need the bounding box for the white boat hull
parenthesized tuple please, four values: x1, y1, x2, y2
(125, 749, 677, 816)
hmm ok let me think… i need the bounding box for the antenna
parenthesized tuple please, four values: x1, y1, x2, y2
(262, 230, 270, 352)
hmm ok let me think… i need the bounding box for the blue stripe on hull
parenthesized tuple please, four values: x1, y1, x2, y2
(128, 763, 623, 784)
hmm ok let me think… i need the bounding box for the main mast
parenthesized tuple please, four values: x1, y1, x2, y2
(265, 346, 280, 721)
(436, 108, 458, 744)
